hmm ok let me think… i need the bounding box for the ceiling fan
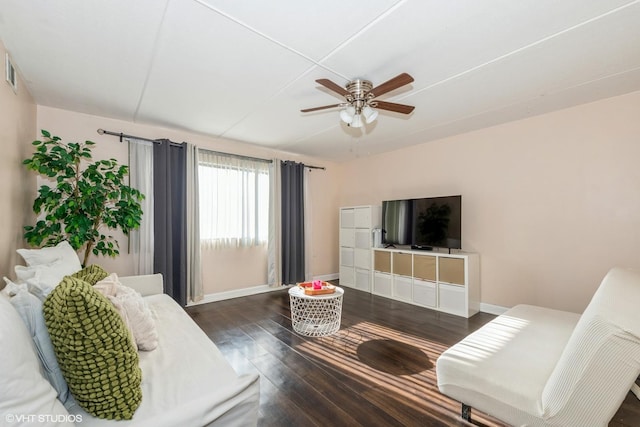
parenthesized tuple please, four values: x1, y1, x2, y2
(301, 73, 415, 128)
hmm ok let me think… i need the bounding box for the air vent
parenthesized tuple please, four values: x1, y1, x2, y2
(5, 53, 17, 92)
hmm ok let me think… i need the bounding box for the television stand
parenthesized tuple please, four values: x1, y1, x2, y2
(384, 243, 396, 248)
(411, 245, 433, 251)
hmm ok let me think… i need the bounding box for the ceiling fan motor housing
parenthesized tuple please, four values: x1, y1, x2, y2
(346, 79, 373, 112)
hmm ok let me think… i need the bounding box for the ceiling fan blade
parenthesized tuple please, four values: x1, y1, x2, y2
(368, 73, 414, 98)
(316, 79, 351, 97)
(373, 101, 415, 114)
(301, 103, 342, 113)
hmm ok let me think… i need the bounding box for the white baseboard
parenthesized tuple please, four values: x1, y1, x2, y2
(188, 284, 286, 306)
(187, 274, 339, 307)
(313, 273, 339, 281)
(480, 302, 509, 315)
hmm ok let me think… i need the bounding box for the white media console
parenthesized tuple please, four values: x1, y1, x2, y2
(372, 248, 479, 318)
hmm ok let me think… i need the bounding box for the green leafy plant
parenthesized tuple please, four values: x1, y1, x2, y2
(23, 130, 144, 266)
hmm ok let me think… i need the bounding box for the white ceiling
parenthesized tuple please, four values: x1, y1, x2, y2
(1, 1, 639, 162)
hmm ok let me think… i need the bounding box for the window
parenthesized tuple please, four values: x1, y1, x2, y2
(5, 53, 17, 92)
(198, 151, 270, 248)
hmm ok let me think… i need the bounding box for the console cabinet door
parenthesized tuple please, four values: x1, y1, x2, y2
(339, 266, 355, 288)
(439, 257, 465, 285)
(414, 255, 436, 281)
(393, 275, 413, 302)
(354, 229, 371, 249)
(374, 250, 391, 273)
(340, 228, 355, 248)
(354, 248, 371, 269)
(340, 247, 354, 268)
(414, 279, 436, 308)
(439, 283, 465, 315)
(354, 207, 371, 228)
(355, 268, 371, 292)
(341, 209, 355, 228)
(373, 272, 392, 297)
(393, 252, 412, 276)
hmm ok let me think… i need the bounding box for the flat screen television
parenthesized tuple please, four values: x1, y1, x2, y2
(381, 195, 462, 250)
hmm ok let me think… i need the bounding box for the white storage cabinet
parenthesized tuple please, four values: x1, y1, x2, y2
(339, 206, 380, 291)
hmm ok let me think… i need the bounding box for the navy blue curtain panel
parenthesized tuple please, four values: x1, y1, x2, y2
(153, 139, 187, 306)
(281, 161, 305, 284)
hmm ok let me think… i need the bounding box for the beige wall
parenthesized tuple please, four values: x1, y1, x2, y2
(0, 41, 36, 284)
(338, 90, 640, 313)
(21, 70, 640, 310)
(35, 106, 340, 293)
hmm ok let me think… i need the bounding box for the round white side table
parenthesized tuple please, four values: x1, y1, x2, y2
(288, 286, 344, 337)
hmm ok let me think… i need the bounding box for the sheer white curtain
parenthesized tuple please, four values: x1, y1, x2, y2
(268, 159, 282, 286)
(198, 151, 270, 249)
(128, 139, 154, 275)
(185, 143, 203, 303)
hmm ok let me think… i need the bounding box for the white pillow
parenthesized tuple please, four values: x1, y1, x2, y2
(2, 277, 69, 402)
(0, 292, 73, 426)
(17, 240, 82, 270)
(15, 259, 82, 300)
(94, 273, 159, 351)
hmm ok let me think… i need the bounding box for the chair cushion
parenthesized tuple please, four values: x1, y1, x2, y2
(43, 276, 142, 420)
(437, 304, 580, 415)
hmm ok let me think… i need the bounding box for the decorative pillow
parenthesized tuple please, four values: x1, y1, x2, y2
(71, 264, 108, 285)
(0, 293, 71, 422)
(17, 240, 82, 270)
(12, 264, 43, 296)
(15, 259, 82, 300)
(43, 276, 142, 420)
(95, 273, 159, 351)
(2, 277, 69, 403)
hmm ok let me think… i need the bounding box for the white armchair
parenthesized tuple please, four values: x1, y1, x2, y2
(437, 267, 640, 426)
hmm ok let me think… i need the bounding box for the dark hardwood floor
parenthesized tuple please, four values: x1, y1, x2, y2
(186, 286, 640, 427)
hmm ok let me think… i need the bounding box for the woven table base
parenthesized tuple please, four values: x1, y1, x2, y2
(289, 287, 344, 337)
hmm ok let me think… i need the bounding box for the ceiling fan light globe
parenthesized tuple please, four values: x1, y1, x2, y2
(340, 106, 355, 124)
(362, 106, 378, 124)
(350, 114, 364, 128)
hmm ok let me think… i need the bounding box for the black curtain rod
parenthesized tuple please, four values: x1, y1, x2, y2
(283, 160, 325, 171)
(97, 128, 325, 170)
(97, 128, 182, 147)
(97, 128, 156, 143)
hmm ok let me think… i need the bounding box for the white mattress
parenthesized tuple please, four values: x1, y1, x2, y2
(66, 294, 259, 427)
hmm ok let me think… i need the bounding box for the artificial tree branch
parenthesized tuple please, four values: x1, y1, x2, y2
(83, 213, 103, 267)
(23, 130, 144, 265)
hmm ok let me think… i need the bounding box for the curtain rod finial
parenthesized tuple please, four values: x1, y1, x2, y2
(97, 128, 105, 135)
